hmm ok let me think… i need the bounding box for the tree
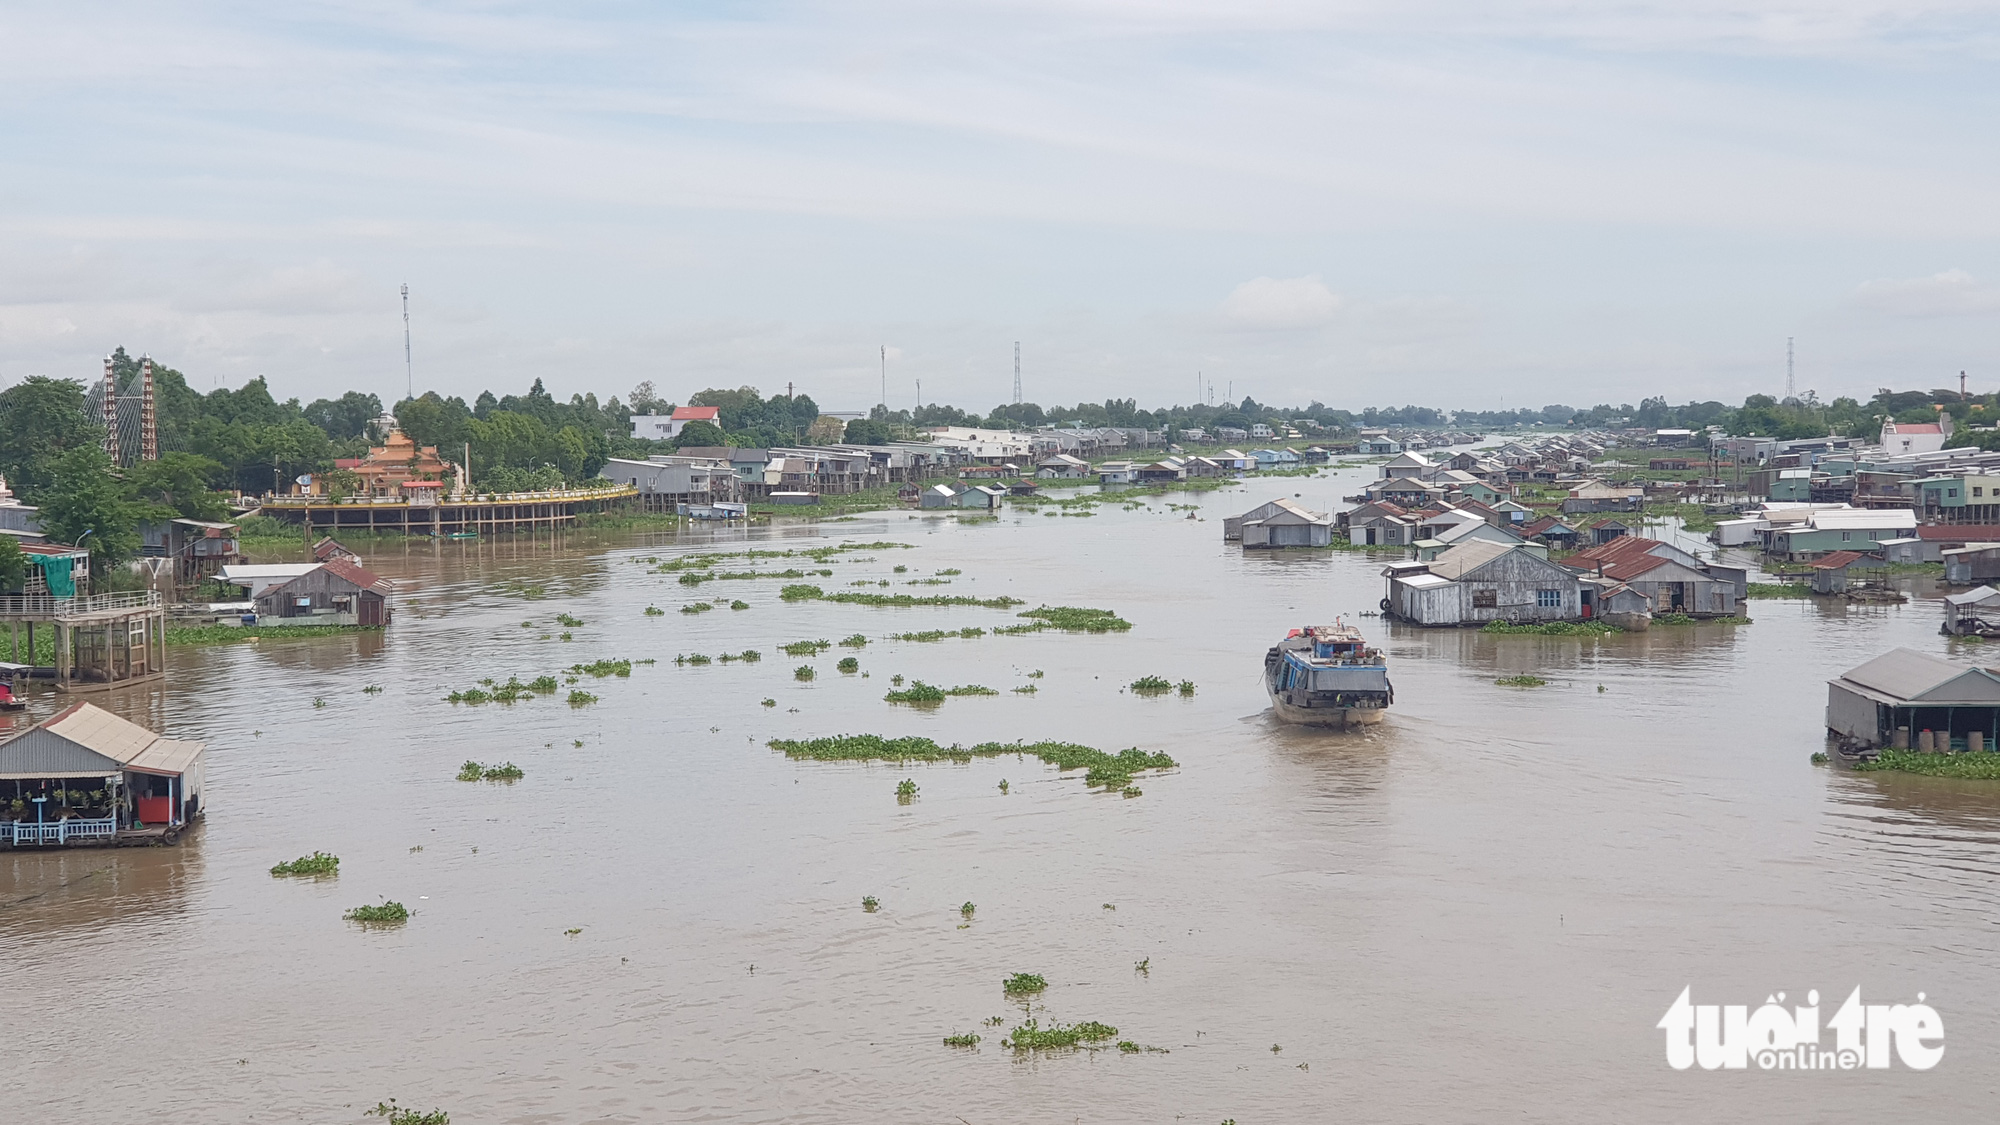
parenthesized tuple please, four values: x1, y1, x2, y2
(844, 418, 892, 445)
(674, 420, 727, 449)
(806, 415, 847, 443)
(38, 447, 145, 566)
(0, 535, 26, 593)
(125, 452, 229, 521)
(304, 391, 384, 439)
(0, 376, 102, 500)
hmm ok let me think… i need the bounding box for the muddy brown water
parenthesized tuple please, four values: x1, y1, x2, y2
(4, 466, 1996, 1122)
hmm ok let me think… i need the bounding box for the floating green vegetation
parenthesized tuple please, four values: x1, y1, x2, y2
(457, 760, 524, 782)
(165, 624, 385, 645)
(891, 626, 988, 642)
(344, 901, 410, 924)
(839, 634, 869, 647)
(1017, 606, 1131, 632)
(1810, 752, 1831, 764)
(944, 684, 998, 696)
(936, 568, 962, 576)
(1746, 582, 1812, 599)
(761, 698, 777, 707)
(837, 656, 859, 673)
(675, 653, 712, 665)
(1002, 971, 1043, 993)
(654, 542, 915, 573)
(559, 632, 573, 642)
(1027, 669, 1044, 678)
(782, 639, 833, 656)
(680, 603, 713, 614)
(1855, 750, 2000, 779)
(740, 649, 762, 662)
(1121, 786, 1142, 798)
(1496, 674, 1549, 687)
(529, 675, 560, 692)
(781, 584, 1026, 610)
(1177, 680, 1196, 696)
(556, 613, 585, 628)
(943, 1032, 981, 1048)
(730, 600, 750, 610)
(447, 675, 536, 703)
(767, 735, 1175, 790)
(570, 659, 633, 677)
(1011, 684, 1038, 694)
(1481, 620, 1620, 636)
(270, 851, 339, 877)
(961, 901, 977, 918)
(1130, 675, 1173, 694)
(896, 778, 919, 799)
(849, 579, 875, 587)
(884, 681, 947, 703)
(678, 572, 712, 586)
(795, 664, 817, 681)
(1004, 1019, 1119, 1050)
(567, 690, 598, 705)
(312, 697, 327, 709)
(362, 684, 384, 694)
(999, 779, 1010, 792)
(644, 605, 665, 616)
(365, 1100, 448, 1125)
(862, 895, 880, 912)
(891, 674, 905, 685)
(894, 564, 908, 573)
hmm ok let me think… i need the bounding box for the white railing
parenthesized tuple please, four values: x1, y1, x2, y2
(7, 816, 118, 844)
(260, 484, 636, 507)
(0, 591, 160, 619)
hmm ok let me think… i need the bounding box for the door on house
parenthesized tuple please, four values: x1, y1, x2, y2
(1671, 584, 1686, 610)
(359, 596, 383, 626)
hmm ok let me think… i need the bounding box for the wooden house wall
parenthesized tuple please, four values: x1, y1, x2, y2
(1457, 552, 1580, 622)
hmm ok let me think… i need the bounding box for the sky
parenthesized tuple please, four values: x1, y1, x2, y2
(4, 1, 2000, 415)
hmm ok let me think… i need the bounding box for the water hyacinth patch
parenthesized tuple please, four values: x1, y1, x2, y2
(556, 613, 585, 628)
(780, 584, 1025, 610)
(680, 603, 713, 614)
(839, 634, 869, 647)
(943, 1032, 981, 1048)
(570, 659, 633, 677)
(884, 681, 947, 703)
(862, 895, 880, 912)
(1001, 972, 1045, 994)
(837, 657, 859, 673)
(1016, 606, 1131, 632)
(1129, 676, 1173, 694)
(365, 1100, 447, 1125)
(795, 665, 817, 681)
(1496, 674, 1549, 687)
(1003, 1019, 1118, 1050)
(644, 606, 665, 616)
(567, 690, 599, 705)
(895, 778, 919, 799)
(767, 735, 1175, 792)
(782, 639, 832, 656)
(270, 851, 340, 877)
(457, 760, 523, 781)
(344, 901, 411, 925)
(730, 600, 751, 610)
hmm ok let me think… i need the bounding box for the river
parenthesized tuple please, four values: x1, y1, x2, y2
(4, 462, 1994, 1122)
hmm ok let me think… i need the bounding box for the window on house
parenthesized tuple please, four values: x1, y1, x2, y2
(1977, 487, 1986, 498)
(1842, 532, 1852, 541)
(1536, 589, 1561, 607)
(1472, 589, 1498, 608)
(1950, 489, 1959, 498)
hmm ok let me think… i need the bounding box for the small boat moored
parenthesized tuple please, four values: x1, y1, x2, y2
(1264, 622, 1392, 727)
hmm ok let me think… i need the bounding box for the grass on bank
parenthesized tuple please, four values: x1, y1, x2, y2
(167, 624, 384, 645)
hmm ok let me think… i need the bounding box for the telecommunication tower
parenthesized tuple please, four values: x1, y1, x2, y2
(402, 283, 413, 400)
(880, 345, 887, 410)
(101, 355, 118, 464)
(1013, 341, 1022, 404)
(1785, 337, 1795, 401)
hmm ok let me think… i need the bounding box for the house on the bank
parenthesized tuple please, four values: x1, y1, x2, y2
(1809, 550, 1889, 595)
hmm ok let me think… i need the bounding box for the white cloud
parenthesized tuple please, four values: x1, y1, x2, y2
(1220, 275, 1344, 329)
(1851, 269, 2000, 317)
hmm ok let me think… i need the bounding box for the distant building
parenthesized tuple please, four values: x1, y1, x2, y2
(629, 405, 723, 441)
(1881, 415, 1952, 456)
(251, 559, 393, 626)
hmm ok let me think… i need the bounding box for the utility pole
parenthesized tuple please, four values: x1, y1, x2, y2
(881, 345, 887, 410)
(1013, 341, 1022, 405)
(1961, 370, 1969, 401)
(402, 283, 413, 401)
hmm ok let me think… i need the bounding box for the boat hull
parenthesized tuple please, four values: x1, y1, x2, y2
(1267, 688, 1387, 727)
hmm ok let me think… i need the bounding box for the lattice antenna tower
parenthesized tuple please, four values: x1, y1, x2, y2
(1786, 337, 1795, 401)
(880, 345, 887, 410)
(1013, 341, 1022, 404)
(402, 283, 413, 401)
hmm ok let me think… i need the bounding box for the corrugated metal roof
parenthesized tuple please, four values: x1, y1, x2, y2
(1425, 539, 1518, 580)
(1809, 508, 1917, 530)
(44, 703, 160, 762)
(0, 702, 205, 779)
(126, 738, 204, 776)
(1836, 648, 1994, 703)
(1945, 587, 2000, 606)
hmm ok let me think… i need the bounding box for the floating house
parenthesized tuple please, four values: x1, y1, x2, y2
(1808, 550, 1888, 595)
(1382, 541, 1582, 625)
(1558, 536, 1744, 617)
(0, 702, 206, 846)
(1942, 586, 2000, 636)
(1036, 454, 1091, 479)
(1826, 648, 2000, 752)
(1098, 461, 1137, 485)
(251, 559, 394, 626)
(1944, 544, 2000, 587)
(1236, 499, 1334, 548)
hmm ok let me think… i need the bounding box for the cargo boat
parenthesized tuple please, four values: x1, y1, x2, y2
(1264, 623, 1392, 727)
